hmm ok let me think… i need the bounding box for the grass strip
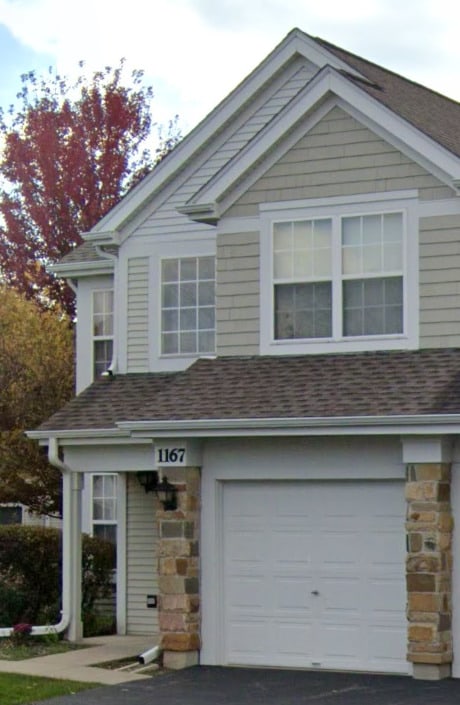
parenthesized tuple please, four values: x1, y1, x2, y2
(0, 672, 96, 705)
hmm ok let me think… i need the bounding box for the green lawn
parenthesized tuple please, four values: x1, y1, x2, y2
(0, 672, 96, 704)
(0, 639, 83, 661)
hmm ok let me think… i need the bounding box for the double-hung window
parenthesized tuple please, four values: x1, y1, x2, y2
(262, 194, 417, 354)
(92, 290, 114, 378)
(91, 474, 117, 568)
(161, 256, 215, 355)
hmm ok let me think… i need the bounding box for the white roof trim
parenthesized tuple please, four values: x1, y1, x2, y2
(83, 229, 122, 245)
(84, 29, 365, 238)
(119, 414, 460, 438)
(51, 259, 114, 277)
(28, 413, 460, 444)
(182, 67, 460, 220)
(27, 428, 129, 441)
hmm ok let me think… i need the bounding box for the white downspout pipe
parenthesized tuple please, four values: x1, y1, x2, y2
(0, 437, 76, 638)
(49, 437, 83, 641)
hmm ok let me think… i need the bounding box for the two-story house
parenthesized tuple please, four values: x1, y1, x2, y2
(29, 28, 460, 679)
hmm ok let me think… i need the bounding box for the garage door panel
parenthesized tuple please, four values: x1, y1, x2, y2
(276, 621, 315, 657)
(321, 624, 362, 661)
(227, 619, 270, 660)
(226, 528, 266, 563)
(320, 577, 362, 612)
(318, 532, 361, 566)
(228, 577, 267, 609)
(368, 577, 406, 614)
(223, 480, 407, 673)
(271, 532, 314, 567)
(274, 577, 314, 611)
(368, 624, 407, 665)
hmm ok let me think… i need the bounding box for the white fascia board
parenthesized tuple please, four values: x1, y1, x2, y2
(26, 428, 129, 442)
(82, 230, 122, 245)
(118, 414, 460, 438)
(51, 259, 114, 278)
(185, 69, 460, 215)
(85, 31, 362, 237)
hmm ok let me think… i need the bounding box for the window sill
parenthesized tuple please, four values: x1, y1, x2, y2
(260, 334, 417, 356)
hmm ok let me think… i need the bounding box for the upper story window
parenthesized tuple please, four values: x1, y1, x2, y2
(161, 256, 215, 356)
(92, 290, 114, 378)
(261, 193, 418, 355)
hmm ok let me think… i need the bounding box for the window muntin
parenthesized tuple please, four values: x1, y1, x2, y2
(273, 211, 404, 342)
(161, 256, 215, 355)
(92, 290, 114, 378)
(92, 474, 117, 564)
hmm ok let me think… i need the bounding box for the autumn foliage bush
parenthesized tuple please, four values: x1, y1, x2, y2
(0, 525, 115, 632)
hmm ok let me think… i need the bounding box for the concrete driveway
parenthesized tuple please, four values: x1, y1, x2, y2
(39, 666, 460, 705)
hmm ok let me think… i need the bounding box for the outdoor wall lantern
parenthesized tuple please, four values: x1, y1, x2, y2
(136, 470, 178, 511)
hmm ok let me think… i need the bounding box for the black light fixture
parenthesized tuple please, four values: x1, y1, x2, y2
(156, 475, 178, 511)
(136, 470, 178, 511)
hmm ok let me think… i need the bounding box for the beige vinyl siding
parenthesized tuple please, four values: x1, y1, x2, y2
(216, 231, 260, 355)
(225, 106, 453, 218)
(419, 215, 460, 347)
(134, 60, 317, 239)
(126, 473, 159, 636)
(127, 258, 149, 372)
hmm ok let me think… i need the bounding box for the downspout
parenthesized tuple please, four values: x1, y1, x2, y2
(0, 438, 71, 637)
(95, 245, 118, 374)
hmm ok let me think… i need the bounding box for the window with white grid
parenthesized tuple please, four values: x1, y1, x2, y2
(161, 256, 215, 355)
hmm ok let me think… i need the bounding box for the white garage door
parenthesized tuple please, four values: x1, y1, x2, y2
(223, 480, 407, 673)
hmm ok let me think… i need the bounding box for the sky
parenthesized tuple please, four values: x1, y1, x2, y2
(0, 0, 460, 138)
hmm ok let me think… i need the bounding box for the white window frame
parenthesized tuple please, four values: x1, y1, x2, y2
(159, 254, 216, 358)
(260, 191, 419, 355)
(92, 289, 114, 379)
(90, 473, 118, 546)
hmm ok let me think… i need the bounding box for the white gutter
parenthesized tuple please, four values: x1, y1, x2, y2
(118, 413, 460, 437)
(26, 414, 460, 445)
(0, 439, 70, 638)
(51, 259, 114, 277)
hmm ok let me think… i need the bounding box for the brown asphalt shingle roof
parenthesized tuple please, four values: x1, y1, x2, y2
(38, 349, 460, 433)
(58, 241, 102, 265)
(315, 36, 460, 158)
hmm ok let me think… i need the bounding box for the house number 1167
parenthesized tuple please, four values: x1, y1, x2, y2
(156, 447, 186, 465)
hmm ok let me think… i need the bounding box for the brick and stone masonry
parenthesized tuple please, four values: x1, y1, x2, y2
(157, 467, 200, 669)
(405, 463, 453, 677)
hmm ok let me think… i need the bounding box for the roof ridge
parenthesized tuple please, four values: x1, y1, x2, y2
(314, 35, 460, 109)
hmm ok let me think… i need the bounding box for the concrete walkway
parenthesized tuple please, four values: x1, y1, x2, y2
(0, 635, 159, 684)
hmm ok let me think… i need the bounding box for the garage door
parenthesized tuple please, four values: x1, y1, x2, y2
(223, 480, 407, 673)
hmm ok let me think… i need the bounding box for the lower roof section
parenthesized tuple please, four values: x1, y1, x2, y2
(33, 348, 460, 437)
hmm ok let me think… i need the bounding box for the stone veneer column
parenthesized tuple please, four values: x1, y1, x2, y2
(157, 467, 200, 670)
(405, 462, 453, 679)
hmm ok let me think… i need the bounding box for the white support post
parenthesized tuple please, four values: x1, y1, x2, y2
(63, 471, 84, 641)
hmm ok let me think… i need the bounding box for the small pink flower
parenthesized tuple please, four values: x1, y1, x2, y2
(12, 623, 32, 635)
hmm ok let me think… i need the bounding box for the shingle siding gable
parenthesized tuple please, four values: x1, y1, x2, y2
(132, 58, 318, 240)
(225, 105, 452, 219)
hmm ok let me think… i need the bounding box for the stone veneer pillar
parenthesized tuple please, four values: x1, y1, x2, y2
(157, 467, 200, 670)
(405, 462, 453, 679)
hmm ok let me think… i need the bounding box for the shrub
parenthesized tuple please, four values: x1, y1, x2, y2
(0, 525, 115, 632)
(0, 583, 29, 626)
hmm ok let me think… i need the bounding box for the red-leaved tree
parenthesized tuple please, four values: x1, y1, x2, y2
(0, 61, 180, 317)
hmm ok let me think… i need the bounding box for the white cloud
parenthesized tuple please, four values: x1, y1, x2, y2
(1, 0, 460, 133)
